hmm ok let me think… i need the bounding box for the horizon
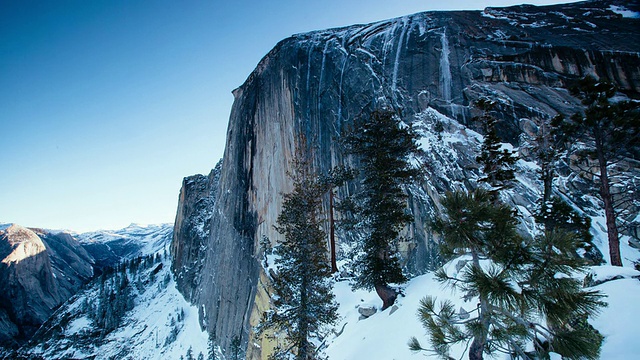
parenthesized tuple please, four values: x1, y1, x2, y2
(0, 0, 580, 232)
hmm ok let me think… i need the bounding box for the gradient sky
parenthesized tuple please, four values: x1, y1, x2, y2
(0, 0, 578, 232)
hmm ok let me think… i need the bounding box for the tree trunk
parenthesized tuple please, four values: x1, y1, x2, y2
(298, 272, 310, 360)
(596, 135, 622, 266)
(374, 283, 397, 310)
(469, 338, 485, 360)
(329, 190, 338, 273)
(469, 250, 488, 360)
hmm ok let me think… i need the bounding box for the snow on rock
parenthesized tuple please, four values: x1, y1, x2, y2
(586, 265, 640, 285)
(609, 5, 640, 19)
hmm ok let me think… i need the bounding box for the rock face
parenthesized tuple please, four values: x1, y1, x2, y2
(0, 225, 94, 348)
(172, 161, 221, 302)
(171, 1, 639, 358)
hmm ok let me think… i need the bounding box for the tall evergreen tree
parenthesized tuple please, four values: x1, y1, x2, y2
(554, 76, 640, 266)
(260, 155, 338, 360)
(409, 190, 605, 360)
(474, 99, 518, 201)
(318, 166, 354, 274)
(530, 115, 601, 263)
(346, 109, 420, 310)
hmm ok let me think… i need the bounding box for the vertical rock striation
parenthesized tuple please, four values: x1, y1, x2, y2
(172, 161, 221, 302)
(172, 1, 639, 358)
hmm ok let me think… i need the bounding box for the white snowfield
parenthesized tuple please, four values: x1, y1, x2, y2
(324, 262, 640, 360)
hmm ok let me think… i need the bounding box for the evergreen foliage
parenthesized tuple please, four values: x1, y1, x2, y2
(318, 166, 355, 274)
(345, 109, 420, 309)
(473, 99, 518, 200)
(85, 251, 164, 340)
(259, 155, 338, 360)
(528, 113, 602, 264)
(91, 268, 135, 338)
(410, 190, 605, 360)
(553, 76, 640, 266)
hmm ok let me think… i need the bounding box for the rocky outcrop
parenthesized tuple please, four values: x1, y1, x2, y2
(171, 1, 639, 358)
(171, 161, 221, 302)
(0, 225, 94, 348)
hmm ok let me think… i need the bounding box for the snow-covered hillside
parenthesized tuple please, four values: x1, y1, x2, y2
(323, 263, 640, 360)
(17, 247, 210, 360)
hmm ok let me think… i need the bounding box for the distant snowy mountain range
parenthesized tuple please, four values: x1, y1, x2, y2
(0, 223, 174, 354)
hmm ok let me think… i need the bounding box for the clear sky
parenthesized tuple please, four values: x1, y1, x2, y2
(0, 0, 578, 232)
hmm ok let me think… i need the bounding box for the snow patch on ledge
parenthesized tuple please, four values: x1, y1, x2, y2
(609, 5, 640, 18)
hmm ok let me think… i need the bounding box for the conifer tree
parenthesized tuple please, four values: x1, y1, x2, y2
(530, 115, 601, 263)
(207, 333, 217, 360)
(474, 99, 518, 201)
(260, 154, 338, 360)
(554, 76, 640, 266)
(409, 190, 605, 360)
(346, 109, 420, 309)
(318, 166, 354, 274)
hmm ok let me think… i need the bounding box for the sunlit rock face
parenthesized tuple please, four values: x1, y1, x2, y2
(0, 225, 93, 348)
(172, 1, 639, 357)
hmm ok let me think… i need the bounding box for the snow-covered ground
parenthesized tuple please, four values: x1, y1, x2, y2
(29, 252, 209, 360)
(324, 262, 640, 360)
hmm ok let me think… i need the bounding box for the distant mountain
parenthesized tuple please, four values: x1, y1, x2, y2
(0, 223, 173, 352)
(0, 225, 93, 348)
(77, 223, 172, 272)
(13, 247, 209, 360)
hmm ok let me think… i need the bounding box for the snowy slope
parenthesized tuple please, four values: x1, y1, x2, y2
(5, 223, 214, 360)
(324, 263, 640, 360)
(20, 252, 210, 360)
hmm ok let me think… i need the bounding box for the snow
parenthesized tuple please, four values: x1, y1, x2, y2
(66, 317, 91, 336)
(592, 279, 640, 359)
(587, 265, 640, 284)
(324, 258, 640, 359)
(326, 275, 439, 360)
(609, 5, 640, 19)
(30, 249, 209, 360)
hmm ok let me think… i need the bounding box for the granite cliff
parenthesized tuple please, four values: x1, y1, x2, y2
(0, 225, 94, 348)
(171, 1, 639, 358)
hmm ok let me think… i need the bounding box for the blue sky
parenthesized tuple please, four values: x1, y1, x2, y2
(0, 0, 576, 232)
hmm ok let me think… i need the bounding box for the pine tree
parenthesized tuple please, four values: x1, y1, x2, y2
(207, 332, 217, 360)
(409, 190, 605, 360)
(260, 155, 338, 360)
(346, 109, 420, 309)
(474, 99, 518, 201)
(529, 115, 602, 263)
(318, 166, 354, 274)
(554, 76, 640, 266)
